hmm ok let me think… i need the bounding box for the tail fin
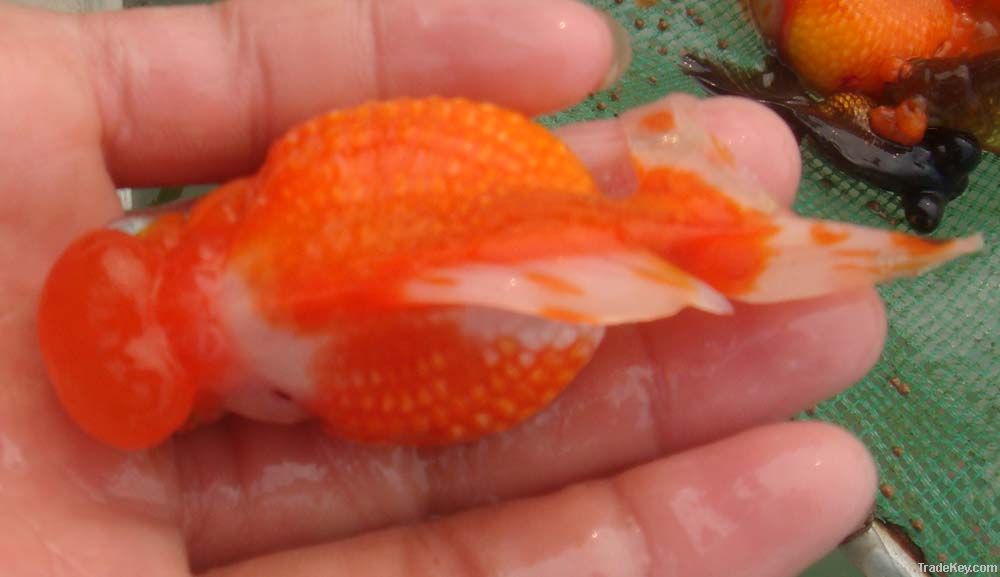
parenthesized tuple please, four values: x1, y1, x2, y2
(617, 94, 984, 307)
(680, 54, 812, 110)
(721, 216, 983, 304)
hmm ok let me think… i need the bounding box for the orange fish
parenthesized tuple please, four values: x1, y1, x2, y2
(749, 0, 1000, 94)
(37, 97, 983, 450)
(748, 0, 1000, 143)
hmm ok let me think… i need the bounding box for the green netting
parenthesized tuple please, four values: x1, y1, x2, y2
(540, 0, 1000, 568)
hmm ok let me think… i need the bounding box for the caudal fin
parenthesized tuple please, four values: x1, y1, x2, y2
(724, 216, 983, 304)
(680, 53, 812, 110)
(618, 92, 984, 306)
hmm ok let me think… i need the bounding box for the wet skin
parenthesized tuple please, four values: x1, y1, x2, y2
(0, 1, 878, 576)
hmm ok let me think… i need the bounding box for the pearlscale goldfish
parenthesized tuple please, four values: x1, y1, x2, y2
(748, 0, 1000, 145)
(749, 0, 1000, 94)
(38, 98, 983, 451)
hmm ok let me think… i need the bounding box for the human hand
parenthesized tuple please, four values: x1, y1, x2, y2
(0, 1, 879, 575)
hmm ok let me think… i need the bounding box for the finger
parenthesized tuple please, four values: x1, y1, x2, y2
(75, 0, 627, 185)
(556, 94, 802, 205)
(176, 288, 884, 569)
(203, 422, 876, 577)
(429, 288, 886, 504)
(0, 6, 119, 290)
(0, 363, 188, 577)
(633, 289, 887, 447)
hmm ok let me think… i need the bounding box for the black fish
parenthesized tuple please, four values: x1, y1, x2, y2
(884, 50, 1000, 155)
(680, 54, 982, 233)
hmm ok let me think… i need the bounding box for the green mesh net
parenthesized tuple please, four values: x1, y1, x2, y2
(541, 0, 999, 567)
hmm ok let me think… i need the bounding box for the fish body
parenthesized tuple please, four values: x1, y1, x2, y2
(749, 0, 1000, 94)
(37, 98, 982, 450)
(751, 0, 956, 94)
(682, 54, 982, 231)
(748, 0, 1000, 145)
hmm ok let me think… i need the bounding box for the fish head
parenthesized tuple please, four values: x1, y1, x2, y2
(37, 229, 197, 450)
(924, 128, 983, 177)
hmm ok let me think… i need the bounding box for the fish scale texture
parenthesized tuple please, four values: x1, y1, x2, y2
(782, 0, 953, 93)
(541, 0, 999, 567)
(231, 98, 603, 329)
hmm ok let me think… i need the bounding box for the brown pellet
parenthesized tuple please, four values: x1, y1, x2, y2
(890, 376, 911, 396)
(865, 200, 901, 226)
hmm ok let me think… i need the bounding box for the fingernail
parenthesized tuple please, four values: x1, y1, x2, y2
(597, 11, 632, 90)
(695, 96, 803, 207)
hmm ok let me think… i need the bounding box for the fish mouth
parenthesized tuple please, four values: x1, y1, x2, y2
(223, 383, 312, 425)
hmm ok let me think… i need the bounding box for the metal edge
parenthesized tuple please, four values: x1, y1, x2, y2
(841, 519, 931, 577)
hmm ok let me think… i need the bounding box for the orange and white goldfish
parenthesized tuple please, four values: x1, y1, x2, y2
(37, 98, 982, 451)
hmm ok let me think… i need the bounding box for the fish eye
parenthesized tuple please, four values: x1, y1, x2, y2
(924, 128, 983, 176)
(902, 191, 947, 234)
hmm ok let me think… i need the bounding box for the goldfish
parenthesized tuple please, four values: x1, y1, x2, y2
(682, 54, 983, 232)
(748, 0, 1000, 94)
(747, 0, 1000, 145)
(37, 97, 983, 451)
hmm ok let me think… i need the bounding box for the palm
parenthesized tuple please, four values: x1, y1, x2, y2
(1, 2, 880, 576)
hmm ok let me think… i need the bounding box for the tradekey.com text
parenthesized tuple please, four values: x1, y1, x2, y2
(918, 562, 999, 574)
